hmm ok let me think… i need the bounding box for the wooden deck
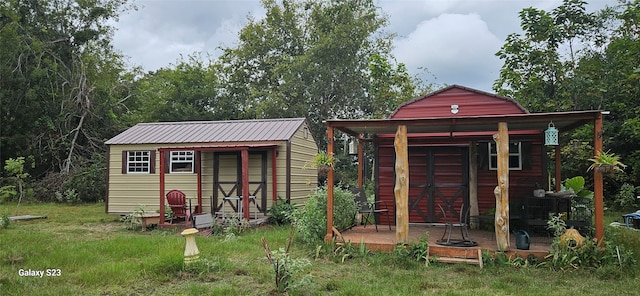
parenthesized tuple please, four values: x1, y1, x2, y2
(337, 224, 552, 260)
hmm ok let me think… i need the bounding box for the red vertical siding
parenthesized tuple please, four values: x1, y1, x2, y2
(378, 146, 396, 221)
(376, 138, 544, 225)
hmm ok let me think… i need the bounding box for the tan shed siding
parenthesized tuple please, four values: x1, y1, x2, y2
(289, 123, 318, 203)
(108, 144, 162, 214)
(200, 152, 214, 213)
(108, 144, 212, 214)
(217, 153, 239, 215)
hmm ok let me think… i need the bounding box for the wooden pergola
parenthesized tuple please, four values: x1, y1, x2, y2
(324, 110, 606, 250)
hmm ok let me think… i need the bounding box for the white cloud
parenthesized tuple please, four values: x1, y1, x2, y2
(393, 13, 502, 90)
(111, 0, 616, 89)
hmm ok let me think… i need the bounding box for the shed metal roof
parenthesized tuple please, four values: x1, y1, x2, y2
(105, 118, 307, 145)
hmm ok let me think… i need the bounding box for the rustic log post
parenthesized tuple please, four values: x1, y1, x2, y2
(469, 141, 479, 229)
(394, 125, 409, 243)
(493, 122, 510, 250)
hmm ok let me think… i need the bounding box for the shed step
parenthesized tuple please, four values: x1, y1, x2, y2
(434, 249, 483, 268)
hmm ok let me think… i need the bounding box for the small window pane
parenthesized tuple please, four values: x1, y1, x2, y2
(127, 151, 150, 174)
(170, 151, 194, 173)
(488, 141, 522, 171)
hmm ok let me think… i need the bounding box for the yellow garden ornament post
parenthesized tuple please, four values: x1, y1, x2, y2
(181, 228, 200, 264)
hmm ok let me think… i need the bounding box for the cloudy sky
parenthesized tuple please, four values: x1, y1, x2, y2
(112, 0, 615, 92)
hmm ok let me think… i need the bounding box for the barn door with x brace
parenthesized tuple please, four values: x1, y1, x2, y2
(408, 147, 469, 223)
(212, 151, 267, 216)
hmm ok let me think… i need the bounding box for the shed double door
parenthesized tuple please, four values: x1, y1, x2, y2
(212, 151, 267, 216)
(408, 147, 469, 223)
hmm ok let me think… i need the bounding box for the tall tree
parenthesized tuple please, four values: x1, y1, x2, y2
(494, 0, 640, 193)
(0, 0, 133, 175)
(217, 0, 422, 148)
(493, 0, 600, 112)
(122, 55, 230, 125)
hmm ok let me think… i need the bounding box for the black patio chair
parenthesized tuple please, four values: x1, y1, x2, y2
(351, 187, 391, 232)
(437, 203, 473, 246)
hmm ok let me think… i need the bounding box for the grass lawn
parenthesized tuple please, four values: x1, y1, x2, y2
(1, 203, 639, 295)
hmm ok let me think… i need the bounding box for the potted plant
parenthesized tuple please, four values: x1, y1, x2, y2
(587, 150, 626, 174)
(305, 151, 335, 174)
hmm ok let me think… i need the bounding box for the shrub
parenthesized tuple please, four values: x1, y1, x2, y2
(268, 196, 295, 225)
(55, 189, 81, 204)
(540, 237, 634, 270)
(121, 205, 148, 230)
(64, 153, 107, 202)
(33, 153, 107, 203)
(261, 227, 311, 293)
(392, 232, 432, 266)
(0, 213, 10, 229)
(606, 226, 640, 267)
(0, 185, 17, 203)
(291, 186, 357, 244)
(612, 183, 639, 211)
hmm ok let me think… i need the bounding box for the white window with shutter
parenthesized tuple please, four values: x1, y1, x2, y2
(488, 141, 522, 170)
(127, 151, 151, 173)
(170, 151, 194, 173)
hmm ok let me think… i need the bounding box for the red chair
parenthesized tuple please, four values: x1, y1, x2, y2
(166, 189, 187, 224)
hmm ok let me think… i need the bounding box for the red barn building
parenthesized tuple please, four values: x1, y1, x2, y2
(325, 85, 606, 247)
(378, 85, 542, 224)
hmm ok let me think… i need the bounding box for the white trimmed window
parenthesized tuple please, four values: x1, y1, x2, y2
(127, 151, 151, 173)
(170, 151, 194, 173)
(488, 141, 522, 170)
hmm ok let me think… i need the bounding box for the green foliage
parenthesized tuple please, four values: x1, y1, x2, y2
(290, 186, 358, 244)
(588, 150, 627, 173)
(3, 157, 33, 202)
(482, 251, 538, 268)
(495, 0, 640, 191)
(563, 176, 594, 199)
(182, 257, 222, 279)
(607, 225, 640, 264)
(547, 214, 568, 237)
(0, 213, 10, 230)
(121, 205, 148, 230)
(391, 232, 433, 266)
(222, 218, 251, 240)
(261, 228, 311, 293)
(612, 183, 640, 211)
(306, 151, 335, 169)
(216, 0, 428, 149)
(0, 0, 135, 178)
(267, 196, 295, 225)
(55, 189, 81, 204)
(320, 239, 371, 263)
(123, 55, 228, 125)
(540, 235, 635, 271)
(367, 53, 429, 118)
(0, 185, 17, 203)
(63, 153, 107, 202)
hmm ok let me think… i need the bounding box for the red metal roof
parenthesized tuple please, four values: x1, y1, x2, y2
(105, 118, 307, 145)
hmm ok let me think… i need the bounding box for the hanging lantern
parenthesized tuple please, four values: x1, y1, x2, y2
(545, 121, 559, 146)
(348, 139, 358, 156)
